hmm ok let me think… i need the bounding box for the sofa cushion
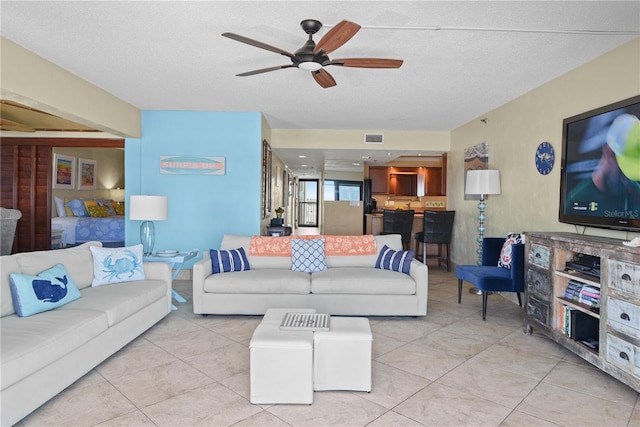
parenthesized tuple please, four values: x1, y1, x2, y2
(10, 264, 82, 317)
(204, 269, 311, 294)
(311, 267, 416, 295)
(291, 238, 327, 273)
(375, 245, 414, 275)
(0, 308, 108, 391)
(210, 247, 250, 274)
(16, 242, 101, 290)
(60, 280, 168, 326)
(90, 244, 146, 286)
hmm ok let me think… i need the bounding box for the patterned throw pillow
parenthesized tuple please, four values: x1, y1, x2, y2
(99, 199, 117, 216)
(90, 244, 146, 286)
(112, 201, 125, 216)
(9, 264, 82, 317)
(498, 233, 526, 269)
(210, 247, 251, 274)
(65, 198, 88, 217)
(375, 244, 414, 275)
(86, 205, 109, 218)
(291, 238, 327, 273)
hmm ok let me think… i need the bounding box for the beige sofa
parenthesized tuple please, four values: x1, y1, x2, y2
(0, 242, 172, 426)
(193, 234, 428, 316)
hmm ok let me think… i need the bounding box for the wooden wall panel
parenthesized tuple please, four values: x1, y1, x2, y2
(1, 137, 123, 253)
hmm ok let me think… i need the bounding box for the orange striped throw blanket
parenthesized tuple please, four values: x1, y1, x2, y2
(249, 235, 377, 257)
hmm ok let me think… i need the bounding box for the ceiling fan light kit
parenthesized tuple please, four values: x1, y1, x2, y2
(222, 19, 403, 88)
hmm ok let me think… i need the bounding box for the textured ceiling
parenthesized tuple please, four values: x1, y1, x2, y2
(1, 1, 639, 175)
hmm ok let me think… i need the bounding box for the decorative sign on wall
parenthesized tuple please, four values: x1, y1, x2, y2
(160, 156, 226, 175)
(463, 141, 489, 200)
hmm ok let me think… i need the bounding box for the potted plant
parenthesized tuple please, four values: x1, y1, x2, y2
(271, 207, 285, 226)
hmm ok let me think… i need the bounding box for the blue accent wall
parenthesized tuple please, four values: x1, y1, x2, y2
(125, 111, 263, 267)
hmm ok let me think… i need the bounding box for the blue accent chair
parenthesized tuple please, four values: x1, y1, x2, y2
(456, 237, 525, 320)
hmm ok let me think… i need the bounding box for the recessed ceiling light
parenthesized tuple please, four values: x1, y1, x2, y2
(352, 162, 361, 166)
(298, 155, 307, 158)
(387, 152, 392, 156)
(300, 164, 308, 167)
(361, 156, 370, 159)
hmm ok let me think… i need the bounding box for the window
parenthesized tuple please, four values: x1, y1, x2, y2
(323, 180, 362, 201)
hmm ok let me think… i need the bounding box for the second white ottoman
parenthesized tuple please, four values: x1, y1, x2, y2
(313, 316, 372, 392)
(250, 322, 314, 404)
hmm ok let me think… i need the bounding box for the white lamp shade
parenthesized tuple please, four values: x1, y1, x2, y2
(129, 195, 168, 221)
(465, 169, 501, 195)
(109, 188, 125, 202)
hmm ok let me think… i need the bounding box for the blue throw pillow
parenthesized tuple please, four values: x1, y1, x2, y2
(291, 238, 327, 273)
(90, 244, 146, 286)
(65, 198, 88, 217)
(10, 264, 82, 317)
(210, 247, 250, 274)
(375, 244, 414, 275)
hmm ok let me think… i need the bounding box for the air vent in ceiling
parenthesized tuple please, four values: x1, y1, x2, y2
(364, 133, 384, 144)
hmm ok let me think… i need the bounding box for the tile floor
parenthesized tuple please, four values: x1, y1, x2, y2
(17, 269, 640, 427)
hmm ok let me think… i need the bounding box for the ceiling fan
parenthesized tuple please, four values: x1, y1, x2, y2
(222, 19, 403, 88)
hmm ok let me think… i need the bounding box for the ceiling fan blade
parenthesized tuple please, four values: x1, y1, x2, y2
(329, 58, 404, 68)
(222, 32, 297, 60)
(0, 118, 36, 132)
(312, 69, 337, 88)
(314, 20, 361, 54)
(236, 64, 296, 77)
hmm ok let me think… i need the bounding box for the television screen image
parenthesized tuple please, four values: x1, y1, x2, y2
(560, 95, 640, 232)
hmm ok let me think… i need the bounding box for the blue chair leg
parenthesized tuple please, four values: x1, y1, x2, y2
(482, 291, 488, 321)
(457, 279, 463, 304)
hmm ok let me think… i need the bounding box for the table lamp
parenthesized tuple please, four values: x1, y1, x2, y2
(129, 195, 168, 255)
(465, 169, 501, 265)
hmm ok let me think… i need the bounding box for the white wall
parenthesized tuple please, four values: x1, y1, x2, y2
(449, 38, 640, 266)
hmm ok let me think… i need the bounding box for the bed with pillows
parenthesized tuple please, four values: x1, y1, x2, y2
(0, 242, 172, 426)
(52, 196, 125, 247)
(192, 233, 428, 316)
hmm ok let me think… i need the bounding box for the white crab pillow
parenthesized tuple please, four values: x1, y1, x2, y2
(90, 244, 146, 286)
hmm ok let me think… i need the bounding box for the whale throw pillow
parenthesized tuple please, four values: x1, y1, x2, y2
(90, 244, 146, 286)
(10, 264, 82, 317)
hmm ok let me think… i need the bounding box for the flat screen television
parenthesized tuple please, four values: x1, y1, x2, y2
(559, 95, 640, 232)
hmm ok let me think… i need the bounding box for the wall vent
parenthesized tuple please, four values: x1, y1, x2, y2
(364, 133, 384, 144)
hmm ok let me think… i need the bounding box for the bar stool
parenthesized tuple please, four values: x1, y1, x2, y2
(414, 210, 455, 271)
(380, 209, 415, 251)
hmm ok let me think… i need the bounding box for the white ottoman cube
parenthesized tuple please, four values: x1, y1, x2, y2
(313, 317, 372, 391)
(250, 323, 314, 404)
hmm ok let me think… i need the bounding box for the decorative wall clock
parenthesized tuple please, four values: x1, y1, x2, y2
(535, 141, 555, 175)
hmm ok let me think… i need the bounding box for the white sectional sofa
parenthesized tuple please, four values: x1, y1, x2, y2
(0, 242, 172, 426)
(193, 234, 428, 316)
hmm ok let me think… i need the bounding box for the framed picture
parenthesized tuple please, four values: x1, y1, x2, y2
(52, 153, 76, 189)
(262, 140, 272, 218)
(77, 158, 97, 190)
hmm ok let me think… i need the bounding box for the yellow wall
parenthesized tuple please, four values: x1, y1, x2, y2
(449, 38, 640, 266)
(0, 37, 140, 138)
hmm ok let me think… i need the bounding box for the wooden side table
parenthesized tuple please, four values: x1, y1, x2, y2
(266, 226, 292, 236)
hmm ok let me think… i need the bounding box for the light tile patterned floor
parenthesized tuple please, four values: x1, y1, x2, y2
(16, 269, 640, 427)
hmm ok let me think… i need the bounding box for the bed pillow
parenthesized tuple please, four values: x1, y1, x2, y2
(375, 244, 414, 275)
(86, 205, 109, 218)
(498, 233, 526, 269)
(65, 198, 88, 217)
(112, 201, 125, 216)
(9, 264, 82, 317)
(54, 196, 67, 217)
(90, 244, 145, 286)
(291, 238, 327, 273)
(99, 199, 117, 216)
(210, 247, 250, 274)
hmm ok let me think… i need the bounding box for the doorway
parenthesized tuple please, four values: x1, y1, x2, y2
(298, 179, 318, 227)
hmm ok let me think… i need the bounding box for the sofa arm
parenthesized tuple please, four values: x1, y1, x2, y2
(409, 259, 429, 316)
(143, 261, 172, 283)
(192, 253, 212, 314)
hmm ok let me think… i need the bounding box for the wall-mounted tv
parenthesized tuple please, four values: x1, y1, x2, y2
(559, 95, 640, 232)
